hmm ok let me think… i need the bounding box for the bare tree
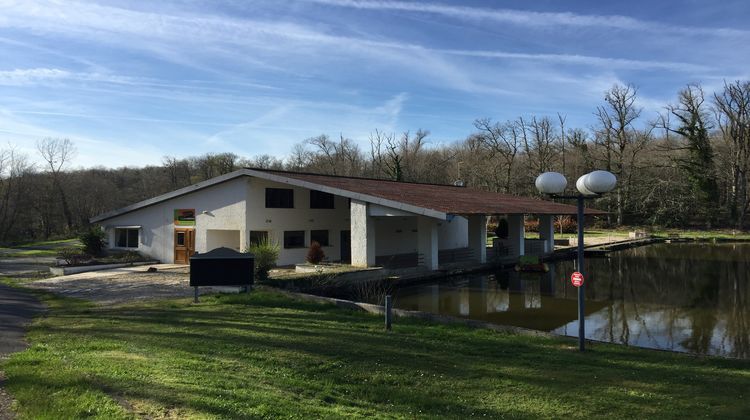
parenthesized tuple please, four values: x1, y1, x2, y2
(714, 80, 750, 228)
(471, 118, 520, 193)
(0, 146, 33, 241)
(658, 84, 720, 227)
(37, 137, 76, 230)
(594, 84, 650, 225)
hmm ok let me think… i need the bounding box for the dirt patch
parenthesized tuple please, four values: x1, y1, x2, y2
(26, 266, 239, 305)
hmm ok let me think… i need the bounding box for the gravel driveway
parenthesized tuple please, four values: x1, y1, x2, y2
(27, 265, 241, 305)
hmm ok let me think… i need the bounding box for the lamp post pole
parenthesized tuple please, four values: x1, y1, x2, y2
(535, 170, 616, 353)
(576, 195, 585, 352)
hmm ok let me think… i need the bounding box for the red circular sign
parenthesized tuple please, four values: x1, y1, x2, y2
(571, 272, 585, 287)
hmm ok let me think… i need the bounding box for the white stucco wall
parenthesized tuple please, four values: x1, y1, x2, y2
(372, 214, 468, 255)
(102, 177, 248, 263)
(246, 178, 351, 266)
(206, 229, 241, 251)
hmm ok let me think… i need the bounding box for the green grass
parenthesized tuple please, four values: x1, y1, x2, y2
(2, 286, 749, 419)
(13, 238, 79, 248)
(0, 249, 59, 258)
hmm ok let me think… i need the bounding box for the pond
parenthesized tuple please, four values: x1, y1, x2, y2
(391, 242, 750, 359)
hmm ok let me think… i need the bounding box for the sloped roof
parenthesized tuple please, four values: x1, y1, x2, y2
(249, 168, 602, 217)
(91, 168, 603, 223)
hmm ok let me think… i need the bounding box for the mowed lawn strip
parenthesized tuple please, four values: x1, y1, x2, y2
(2, 288, 749, 419)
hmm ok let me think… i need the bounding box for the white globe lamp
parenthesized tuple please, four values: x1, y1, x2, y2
(583, 170, 617, 194)
(535, 172, 567, 195)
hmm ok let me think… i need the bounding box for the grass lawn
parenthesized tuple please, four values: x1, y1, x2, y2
(13, 238, 80, 248)
(0, 249, 59, 258)
(2, 286, 749, 419)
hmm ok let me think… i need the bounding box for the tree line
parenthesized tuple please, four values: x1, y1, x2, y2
(1, 81, 749, 244)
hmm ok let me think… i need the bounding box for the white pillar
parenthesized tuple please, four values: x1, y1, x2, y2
(350, 200, 375, 267)
(468, 214, 487, 263)
(538, 215, 555, 254)
(508, 214, 525, 257)
(417, 216, 439, 270)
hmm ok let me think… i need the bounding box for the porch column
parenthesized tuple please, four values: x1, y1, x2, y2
(508, 214, 525, 257)
(417, 216, 439, 270)
(538, 214, 555, 254)
(350, 199, 375, 267)
(467, 214, 487, 263)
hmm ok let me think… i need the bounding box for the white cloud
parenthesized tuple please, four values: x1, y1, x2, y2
(304, 0, 750, 37)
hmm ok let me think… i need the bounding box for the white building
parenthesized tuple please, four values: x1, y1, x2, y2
(91, 168, 588, 268)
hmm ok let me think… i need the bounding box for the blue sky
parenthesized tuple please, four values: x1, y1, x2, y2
(1, 0, 748, 168)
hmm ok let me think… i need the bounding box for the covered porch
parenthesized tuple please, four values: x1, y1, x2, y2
(349, 199, 560, 270)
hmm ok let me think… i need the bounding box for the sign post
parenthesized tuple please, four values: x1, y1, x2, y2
(571, 271, 584, 287)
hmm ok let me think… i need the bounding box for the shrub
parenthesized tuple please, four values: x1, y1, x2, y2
(121, 251, 143, 263)
(555, 216, 577, 234)
(247, 237, 280, 282)
(524, 218, 539, 233)
(57, 246, 88, 266)
(79, 226, 106, 257)
(306, 241, 325, 264)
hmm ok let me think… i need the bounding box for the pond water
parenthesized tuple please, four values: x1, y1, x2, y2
(391, 242, 750, 359)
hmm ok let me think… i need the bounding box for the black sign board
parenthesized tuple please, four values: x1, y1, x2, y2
(189, 247, 254, 287)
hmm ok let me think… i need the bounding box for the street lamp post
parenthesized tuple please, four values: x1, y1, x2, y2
(535, 170, 617, 352)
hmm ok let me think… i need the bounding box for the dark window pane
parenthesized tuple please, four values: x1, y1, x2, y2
(115, 228, 139, 248)
(116, 229, 127, 247)
(310, 190, 334, 209)
(265, 188, 294, 208)
(127, 229, 139, 248)
(176, 232, 185, 246)
(249, 231, 268, 246)
(283, 231, 305, 249)
(310, 230, 329, 247)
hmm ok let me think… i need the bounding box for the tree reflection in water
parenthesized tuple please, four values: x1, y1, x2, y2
(393, 242, 750, 358)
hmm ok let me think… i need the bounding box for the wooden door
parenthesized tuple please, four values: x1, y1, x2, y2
(174, 228, 195, 264)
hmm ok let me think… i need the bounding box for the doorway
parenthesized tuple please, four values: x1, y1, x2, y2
(340, 230, 351, 263)
(174, 228, 195, 264)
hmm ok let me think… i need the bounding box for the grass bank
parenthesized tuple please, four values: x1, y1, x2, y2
(2, 286, 749, 419)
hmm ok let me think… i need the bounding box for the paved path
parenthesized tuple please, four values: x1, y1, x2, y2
(0, 285, 45, 420)
(27, 264, 240, 305)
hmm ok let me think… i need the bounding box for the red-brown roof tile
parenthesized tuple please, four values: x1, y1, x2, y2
(253, 168, 606, 216)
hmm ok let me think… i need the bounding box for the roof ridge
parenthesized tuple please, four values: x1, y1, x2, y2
(245, 167, 469, 189)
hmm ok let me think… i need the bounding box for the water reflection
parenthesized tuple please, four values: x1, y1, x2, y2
(393, 242, 750, 358)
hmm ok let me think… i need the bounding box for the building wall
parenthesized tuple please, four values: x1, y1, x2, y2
(246, 178, 351, 266)
(102, 177, 248, 263)
(205, 229, 241, 251)
(373, 215, 468, 255)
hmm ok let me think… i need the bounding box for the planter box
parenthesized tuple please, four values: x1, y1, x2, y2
(50, 261, 159, 276)
(554, 238, 570, 246)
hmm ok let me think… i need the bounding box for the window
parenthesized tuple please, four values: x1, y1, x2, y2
(266, 188, 294, 208)
(176, 231, 185, 246)
(115, 228, 139, 248)
(284, 230, 305, 249)
(310, 190, 334, 209)
(249, 230, 269, 246)
(310, 230, 329, 246)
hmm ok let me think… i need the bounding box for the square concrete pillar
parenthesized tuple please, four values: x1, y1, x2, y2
(538, 215, 555, 254)
(417, 216, 439, 270)
(468, 214, 487, 263)
(350, 200, 376, 267)
(507, 214, 525, 257)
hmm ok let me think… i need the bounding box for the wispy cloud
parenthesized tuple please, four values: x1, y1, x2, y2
(0, 68, 138, 86)
(0, 0, 710, 98)
(304, 0, 750, 37)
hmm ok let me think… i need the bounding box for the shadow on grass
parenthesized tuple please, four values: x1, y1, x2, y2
(5, 290, 750, 418)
